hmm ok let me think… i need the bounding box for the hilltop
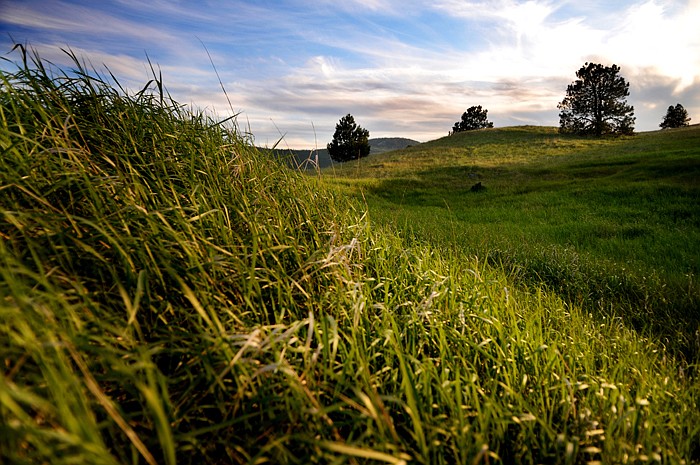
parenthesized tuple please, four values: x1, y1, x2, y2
(369, 136, 421, 153)
(327, 124, 700, 178)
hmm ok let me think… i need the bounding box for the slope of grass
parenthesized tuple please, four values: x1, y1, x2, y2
(324, 125, 700, 361)
(1, 49, 699, 464)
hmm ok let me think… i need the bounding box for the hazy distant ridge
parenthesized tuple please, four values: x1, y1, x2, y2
(268, 137, 420, 169)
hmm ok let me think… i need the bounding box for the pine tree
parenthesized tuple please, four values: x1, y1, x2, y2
(451, 106, 493, 134)
(327, 114, 370, 162)
(558, 63, 635, 136)
(660, 103, 691, 129)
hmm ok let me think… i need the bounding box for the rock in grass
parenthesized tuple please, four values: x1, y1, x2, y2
(470, 182, 486, 192)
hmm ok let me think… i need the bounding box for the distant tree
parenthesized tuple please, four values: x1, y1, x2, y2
(327, 114, 370, 162)
(558, 62, 635, 136)
(660, 103, 691, 129)
(451, 106, 493, 133)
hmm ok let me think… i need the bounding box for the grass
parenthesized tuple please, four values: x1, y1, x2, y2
(1, 47, 699, 464)
(324, 125, 700, 361)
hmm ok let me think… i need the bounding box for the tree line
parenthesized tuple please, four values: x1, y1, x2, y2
(327, 63, 692, 162)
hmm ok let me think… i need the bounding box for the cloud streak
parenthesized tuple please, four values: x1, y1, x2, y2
(1, 0, 698, 148)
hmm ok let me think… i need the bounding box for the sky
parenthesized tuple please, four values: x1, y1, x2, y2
(1, 0, 698, 149)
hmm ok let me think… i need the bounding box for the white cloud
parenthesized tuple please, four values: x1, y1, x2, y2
(2, 41, 156, 85)
(2, 1, 175, 45)
(2, 0, 698, 148)
(605, 1, 700, 91)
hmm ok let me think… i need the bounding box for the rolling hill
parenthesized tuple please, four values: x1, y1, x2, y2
(324, 124, 700, 358)
(268, 136, 420, 169)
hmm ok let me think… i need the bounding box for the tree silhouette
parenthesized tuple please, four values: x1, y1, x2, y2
(327, 114, 370, 162)
(451, 106, 493, 133)
(558, 63, 635, 136)
(660, 103, 691, 129)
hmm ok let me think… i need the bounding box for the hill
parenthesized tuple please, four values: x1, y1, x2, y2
(268, 137, 419, 169)
(324, 124, 700, 358)
(367, 136, 420, 153)
(2, 52, 699, 465)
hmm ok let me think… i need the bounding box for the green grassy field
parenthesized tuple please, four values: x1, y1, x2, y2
(323, 125, 700, 360)
(1, 50, 699, 464)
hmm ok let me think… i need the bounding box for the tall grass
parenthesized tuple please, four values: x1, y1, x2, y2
(1, 47, 699, 464)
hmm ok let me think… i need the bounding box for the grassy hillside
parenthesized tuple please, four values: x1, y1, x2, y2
(324, 125, 700, 359)
(1, 50, 699, 464)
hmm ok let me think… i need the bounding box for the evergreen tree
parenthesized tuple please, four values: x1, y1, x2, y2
(660, 103, 691, 129)
(451, 105, 493, 133)
(327, 114, 370, 162)
(558, 63, 635, 136)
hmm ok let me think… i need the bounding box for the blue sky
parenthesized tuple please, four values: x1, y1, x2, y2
(1, 0, 698, 148)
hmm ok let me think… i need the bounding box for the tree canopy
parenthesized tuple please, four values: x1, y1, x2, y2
(451, 106, 493, 133)
(327, 114, 370, 162)
(558, 63, 635, 136)
(660, 103, 691, 129)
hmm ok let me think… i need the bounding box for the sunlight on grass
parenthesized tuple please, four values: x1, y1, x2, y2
(324, 123, 700, 363)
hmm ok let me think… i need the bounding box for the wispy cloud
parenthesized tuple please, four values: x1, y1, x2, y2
(1, 0, 698, 148)
(2, 1, 175, 47)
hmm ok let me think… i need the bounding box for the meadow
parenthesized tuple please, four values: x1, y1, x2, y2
(323, 126, 700, 359)
(1, 49, 699, 464)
